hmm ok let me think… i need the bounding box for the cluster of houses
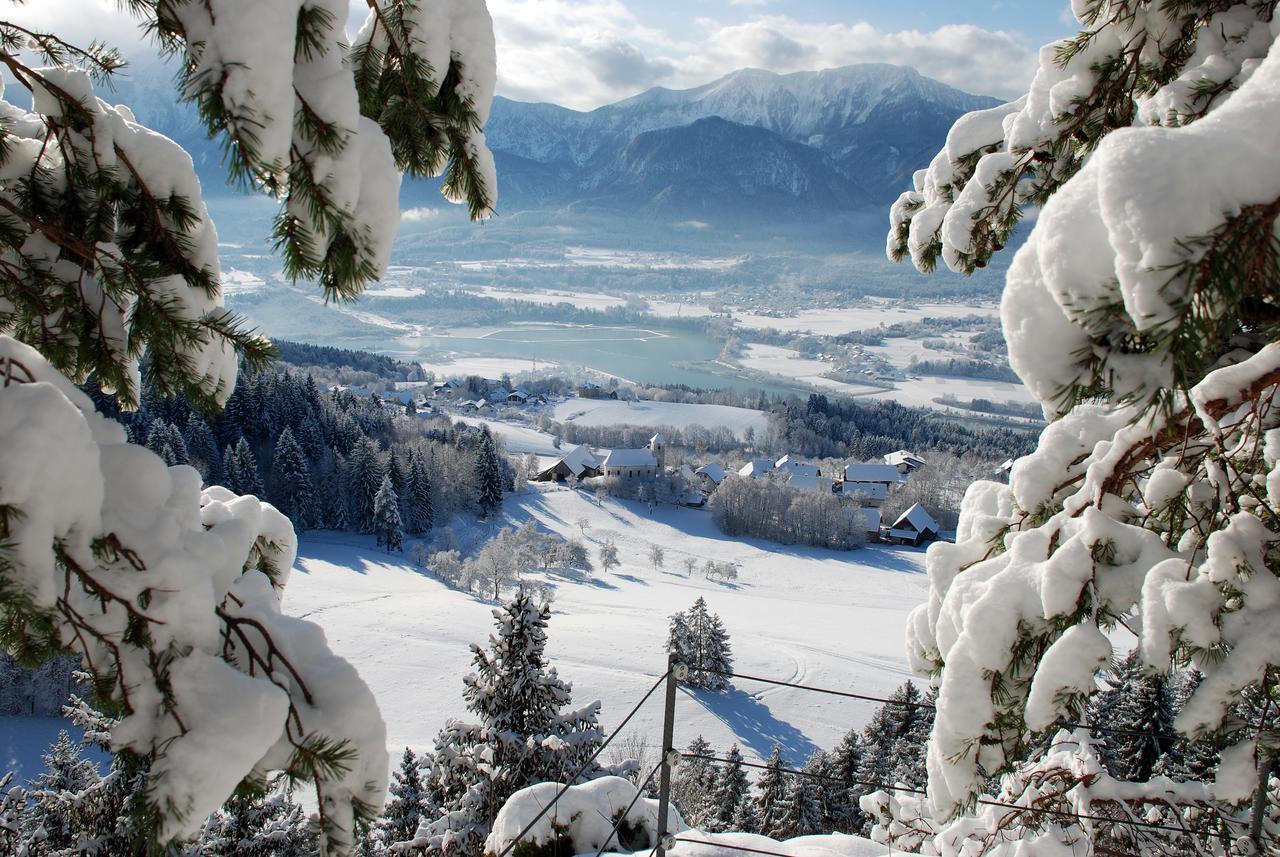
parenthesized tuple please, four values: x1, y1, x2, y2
(533, 439, 941, 546)
(433, 378, 547, 412)
(732, 449, 939, 545)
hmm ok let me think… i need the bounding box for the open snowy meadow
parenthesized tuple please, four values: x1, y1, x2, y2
(282, 485, 928, 782)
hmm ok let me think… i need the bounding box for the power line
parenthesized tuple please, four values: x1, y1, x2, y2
(687, 666, 936, 709)
(493, 669, 671, 857)
(682, 752, 1204, 840)
(688, 666, 1181, 739)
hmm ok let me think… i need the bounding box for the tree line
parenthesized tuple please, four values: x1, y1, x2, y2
(90, 364, 509, 541)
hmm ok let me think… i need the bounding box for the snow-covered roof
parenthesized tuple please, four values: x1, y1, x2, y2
(884, 450, 927, 470)
(602, 448, 658, 468)
(561, 445, 600, 476)
(738, 459, 774, 479)
(844, 463, 907, 484)
(861, 508, 882, 533)
(650, 432, 667, 445)
(776, 454, 819, 478)
(841, 481, 889, 502)
(695, 463, 727, 484)
(892, 502, 940, 535)
(786, 474, 833, 493)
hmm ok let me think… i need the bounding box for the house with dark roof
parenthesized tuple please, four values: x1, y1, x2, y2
(886, 503, 941, 546)
(533, 446, 602, 482)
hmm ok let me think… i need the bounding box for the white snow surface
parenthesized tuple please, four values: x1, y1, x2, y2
(282, 485, 928, 778)
(553, 400, 769, 438)
(489, 777, 890, 857)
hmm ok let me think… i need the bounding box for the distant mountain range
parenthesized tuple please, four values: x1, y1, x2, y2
(480, 65, 998, 218)
(109, 62, 998, 223)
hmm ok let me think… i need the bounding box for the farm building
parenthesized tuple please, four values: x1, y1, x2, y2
(885, 503, 941, 546)
(533, 446, 602, 483)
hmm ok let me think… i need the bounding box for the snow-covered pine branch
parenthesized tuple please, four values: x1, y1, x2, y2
(885, 0, 1280, 842)
(0, 3, 499, 852)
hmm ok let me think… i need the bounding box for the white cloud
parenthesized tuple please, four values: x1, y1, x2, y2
(485, 2, 1036, 108)
(670, 17, 1037, 101)
(400, 207, 444, 222)
(7, 1, 1039, 112)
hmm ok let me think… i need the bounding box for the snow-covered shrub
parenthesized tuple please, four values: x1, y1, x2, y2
(485, 776, 685, 857)
(887, 2, 1280, 849)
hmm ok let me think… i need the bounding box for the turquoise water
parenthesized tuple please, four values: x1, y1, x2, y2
(411, 323, 798, 395)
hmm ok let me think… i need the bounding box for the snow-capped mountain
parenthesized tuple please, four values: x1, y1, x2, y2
(105, 60, 995, 221)
(483, 64, 999, 211)
(575, 116, 868, 217)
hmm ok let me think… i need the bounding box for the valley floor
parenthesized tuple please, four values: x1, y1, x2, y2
(282, 485, 929, 781)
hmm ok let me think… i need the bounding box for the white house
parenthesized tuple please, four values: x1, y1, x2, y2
(839, 481, 890, 506)
(786, 473, 834, 494)
(694, 463, 727, 488)
(775, 453, 820, 478)
(886, 503, 941, 546)
(738, 458, 774, 479)
(843, 463, 909, 486)
(602, 448, 659, 480)
(884, 450, 927, 473)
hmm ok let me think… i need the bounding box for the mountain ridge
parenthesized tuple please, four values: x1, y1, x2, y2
(479, 63, 999, 217)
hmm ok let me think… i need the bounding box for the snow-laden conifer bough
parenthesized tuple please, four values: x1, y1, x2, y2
(883, 1, 1280, 853)
(0, 0, 496, 852)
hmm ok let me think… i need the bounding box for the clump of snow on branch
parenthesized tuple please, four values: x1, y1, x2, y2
(886, 1, 1280, 838)
(0, 336, 386, 850)
(165, 0, 497, 298)
(0, 64, 238, 407)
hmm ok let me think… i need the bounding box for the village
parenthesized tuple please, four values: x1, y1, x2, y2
(360, 374, 944, 549)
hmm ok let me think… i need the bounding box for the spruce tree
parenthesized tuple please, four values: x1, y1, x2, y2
(270, 427, 317, 530)
(886, 686, 934, 790)
(195, 778, 315, 856)
(19, 730, 103, 851)
(755, 745, 789, 839)
(476, 427, 504, 516)
(777, 752, 825, 839)
(407, 451, 435, 535)
(731, 791, 759, 835)
(373, 475, 404, 553)
(185, 412, 223, 484)
(407, 594, 603, 856)
(673, 736, 718, 830)
(826, 728, 865, 833)
(712, 744, 750, 833)
(667, 610, 694, 675)
(227, 436, 265, 497)
(1092, 652, 1175, 783)
(388, 449, 409, 502)
(346, 437, 387, 533)
(378, 747, 427, 847)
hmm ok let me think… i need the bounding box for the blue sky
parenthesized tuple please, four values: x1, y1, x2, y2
(20, 1, 1077, 109)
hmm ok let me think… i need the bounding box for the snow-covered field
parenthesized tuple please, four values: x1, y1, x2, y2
(478, 287, 629, 310)
(455, 416, 563, 456)
(553, 399, 770, 437)
(738, 345, 884, 396)
(732, 303, 998, 336)
(419, 356, 562, 378)
(282, 486, 928, 780)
